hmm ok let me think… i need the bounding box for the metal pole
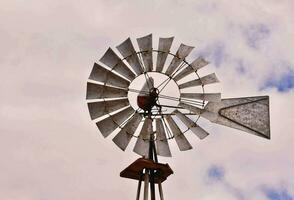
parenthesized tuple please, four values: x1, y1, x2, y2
(158, 182, 164, 200)
(152, 138, 164, 200)
(136, 173, 143, 200)
(143, 169, 149, 200)
(149, 138, 156, 200)
(150, 171, 156, 200)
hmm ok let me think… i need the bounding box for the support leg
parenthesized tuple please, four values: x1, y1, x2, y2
(143, 170, 149, 200)
(149, 139, 156, 200)
(150, 169, 156, 200)
(158, 182, 164, 200)
(136, 173, 143, 200)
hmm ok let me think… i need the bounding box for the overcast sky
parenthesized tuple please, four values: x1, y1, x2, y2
(1, 0, 294, 199)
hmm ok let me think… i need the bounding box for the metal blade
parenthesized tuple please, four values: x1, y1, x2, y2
(112, 112, 142, 151)
(165, 44, 194, 76)
(137, 34, 153, 72)
(86, 82, 127, 99)
(89, 63, 130, 89)
(133, 118, 153, 157)
(156, 37, 174, 72)
(96, 106, 134, 138)
(179, 102, 218, 121)
(99, 48, 136, 81)
(165, 115, 192, 151)
(173, 110, 209, 139)
(179, 73, 220, 89)
(87, 98, 129, 120)
(181, 93, 221, 102)
(173, 57, 209, 81)
(116, 38, 144, 75)
(205, 96, 270, 139)
(155, 118, 172, 157)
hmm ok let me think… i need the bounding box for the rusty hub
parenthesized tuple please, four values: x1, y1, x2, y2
(137, 87, 160, 114)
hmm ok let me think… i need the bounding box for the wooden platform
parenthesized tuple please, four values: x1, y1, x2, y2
(120, 158, 173, 183)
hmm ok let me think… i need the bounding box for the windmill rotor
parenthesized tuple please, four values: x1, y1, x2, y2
(86, 34, 270, 158)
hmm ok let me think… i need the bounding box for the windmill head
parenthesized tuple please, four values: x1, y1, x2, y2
(86, 34, 271, 157)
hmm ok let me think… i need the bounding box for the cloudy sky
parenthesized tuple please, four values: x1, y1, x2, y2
(1, 0, 294, 199)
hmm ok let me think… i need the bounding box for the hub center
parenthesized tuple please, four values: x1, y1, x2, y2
(128, 72, 180, 115)
(137, 87, 160, 115)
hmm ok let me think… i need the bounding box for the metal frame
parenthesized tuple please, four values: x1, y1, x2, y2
(88, 47, 209, 142)
(119, 49, 206, 141)
(135, 115, 165, 200)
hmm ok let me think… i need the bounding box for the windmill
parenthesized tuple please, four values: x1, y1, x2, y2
(86, 34, 270, 200)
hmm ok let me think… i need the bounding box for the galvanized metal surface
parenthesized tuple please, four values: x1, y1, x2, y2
(205, 96, 270, 139)
(89, 63, 130, 89)
(87, 98, 129, 120)
(144, 171, 149, 200)
(133, 118, 153, 156)
(137, 34, 153, 72)
(86, 82, 128, 99)
(96, 106, 134, 138)
(165, 116, 192, 151)
(190, 57, 210, 70)
(116, 38, 144, 75)
(173, 110, 209, 139)
(99, 48, 136, 81)
(155, 118, 172, 157)
(156, 37, 174, 72)
(179, 102, 218, 122)
(165, 44, 194, 76)
(158, 182, 164, 200)
(174, 57, 209, 81)
(113, 112, 143, 150)
(179, 73, 219, 89)
(181, 93, 221, 102)
(136, 176, 142, 200)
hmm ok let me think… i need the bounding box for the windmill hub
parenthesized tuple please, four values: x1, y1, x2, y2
(137, 87, 159, 113)
(127, 72, 181, 115)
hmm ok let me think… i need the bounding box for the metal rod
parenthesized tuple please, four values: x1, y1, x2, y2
(138, 112, 195, 116)
(152, 128, 165, 200)
(143, 169, 149, 200)
(156, 76, 170, 90)
(158, 182, 164, 200)
(148, 115, 156, 200)
(152, 136, 158, 163)
(160, 104, 183, 109)
(136, 173, 143, 200)
(128, 88, 204, 106)
(157, 61, 186, 94)
(150, 170, 156, 199)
